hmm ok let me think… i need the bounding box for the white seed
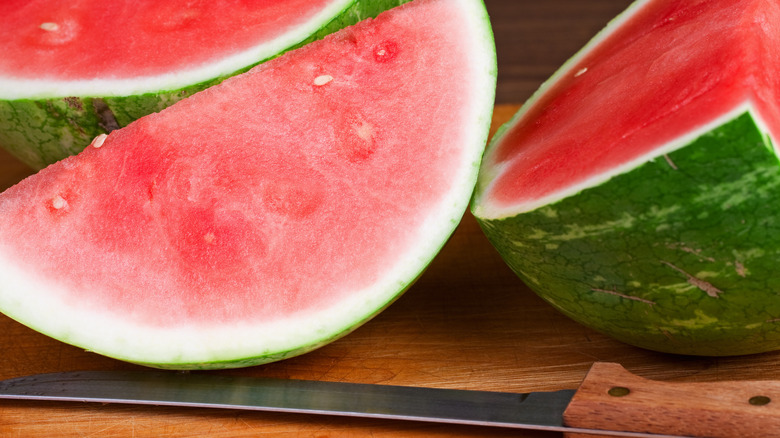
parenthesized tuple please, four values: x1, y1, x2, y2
(92, 133, 107, 148)
(574, 67, 588, 77)
(203, 232, 216, 244)
(40, 22, 59, 31)
(355, 120, 373, 141)
(52, 195, 67, 210)
(313, 75, 333, 86)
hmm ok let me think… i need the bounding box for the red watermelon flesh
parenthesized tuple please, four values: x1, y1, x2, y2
(0, 0, 344, 81)
(478, 0, 780, 215)
(471, 0, 780, 356)
(0, 0, 496, 368)
(0, 0, 413, 169)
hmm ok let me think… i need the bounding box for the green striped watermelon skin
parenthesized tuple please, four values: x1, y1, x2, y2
(477, 112, 780, 356)
(0, 0, 409, 169)
(0, 0, 497, 369)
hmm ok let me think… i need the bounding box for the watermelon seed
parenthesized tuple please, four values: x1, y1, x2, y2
(574, 67, 588, 77)
(373, 41, 398, 63)
(203, 232, 216, 244)
(39, 22, 59, 32)
(92, 133, 108, 149)
(51, 195, 68, 210)
(355, 120, 373, 142)
(314, 75, 333, 86)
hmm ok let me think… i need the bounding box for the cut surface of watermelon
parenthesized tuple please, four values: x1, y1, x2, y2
(0, 0, 409, 168)
(0, 0, 373, 97)
(474, 0, 780, 218)
(472, 0, 780, 355)
(0, 0, 496, 368)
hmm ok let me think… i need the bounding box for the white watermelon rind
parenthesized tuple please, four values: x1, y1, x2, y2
(0, 0, 393, 99)
(473, 102, 775, 220)
(0, 0, 497, 370)
(472, 0, 777, 219)
(472, 0, 658, 219)
(0, 0, 412, 169)
(470, 0, 780, 356)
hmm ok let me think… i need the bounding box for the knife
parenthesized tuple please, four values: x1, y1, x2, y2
(0, 362, 777, 437)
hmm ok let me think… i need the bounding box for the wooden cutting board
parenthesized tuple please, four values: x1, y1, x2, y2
(2, 105, 780, 437)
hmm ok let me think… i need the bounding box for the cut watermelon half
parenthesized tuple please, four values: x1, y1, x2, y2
(0, 0, 496, 369)
(472, 0, 780, 355)
(0, 0, 410, 169)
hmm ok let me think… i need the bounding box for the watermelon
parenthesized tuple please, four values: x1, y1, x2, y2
(471, 0, 780, 356)
(0, 0, 412, 170)
(0, 0, 496, 369)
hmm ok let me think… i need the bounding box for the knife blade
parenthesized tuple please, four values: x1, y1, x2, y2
(0, 362, 776, 437)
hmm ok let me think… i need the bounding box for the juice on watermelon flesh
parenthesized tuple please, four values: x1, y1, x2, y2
(0, 0, 343, 80)
(482, 0, 780, 214)
(0, 0, 481, 329)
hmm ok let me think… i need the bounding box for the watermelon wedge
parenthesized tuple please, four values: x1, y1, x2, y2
(472, 0, 780, 356)
(0, 0, 496, 369)
(0, 0, 411, 169)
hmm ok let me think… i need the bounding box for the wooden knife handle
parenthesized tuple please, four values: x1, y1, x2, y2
(562, 362, 780, 438)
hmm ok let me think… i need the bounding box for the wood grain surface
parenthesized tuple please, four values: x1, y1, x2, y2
(4, 1, 780, 437)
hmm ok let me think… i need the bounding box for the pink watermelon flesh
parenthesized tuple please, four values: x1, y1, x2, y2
(0, 0, 340, 80)
(482, 0, 780, 211)
(0, 0, 495, 367)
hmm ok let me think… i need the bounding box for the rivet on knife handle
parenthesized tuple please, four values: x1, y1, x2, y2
(563, 362, 780, 438)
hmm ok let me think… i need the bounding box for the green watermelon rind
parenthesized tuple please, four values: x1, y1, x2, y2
(475, 107, 780, 356)
(0, 255, 420, 369)
(132, 280, 420, 370)
(0, 0, 411, 169)
(472, 0, 652, 219)
(0, 0, 497, 369)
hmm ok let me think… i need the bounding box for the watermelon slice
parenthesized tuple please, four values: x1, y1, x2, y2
(472, 0, 780, 356)
(0, 0, 411, 169)
(0, 0, 496, 369)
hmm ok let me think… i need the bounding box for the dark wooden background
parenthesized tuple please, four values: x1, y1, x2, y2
(487, 0, 632, 103)
(5, 1, 780, 437)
